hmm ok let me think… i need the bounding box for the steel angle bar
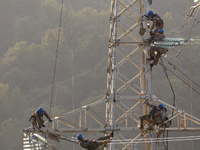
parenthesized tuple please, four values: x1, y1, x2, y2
(54, 96, 107, 119)
(119, 95, 145, 99)
(59, 118, 83, 129)
(118, 106, 139, 125)
(115, 101, 141, 123)
(154, 97, 200, 125)
(124, 0, 143, 16)
(117, 76, 141, 94)
(117, 22, 140, 40)
(118, 72, 146, 94)
(118, 25, 138, 41)
(89, 108, 107, 123)
(117, 49, 140, 69)
(116, 104, 138, 125)
(118, 45, 146, 68)
(115, 135, 129, 147)
(118, 1, 138, 20)
(122, 133, 142, 150)
(129, 133, 149, 150)
(117, 42, 150, 45)
(119, 21, 143, 40)
(118, 77, 140, 94)
(118, 0, 138, 17)
(86, 111, 104, 127)
(118, 46, 143, 67)
(115, 132, 136, 148)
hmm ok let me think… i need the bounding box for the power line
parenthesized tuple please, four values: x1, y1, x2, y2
(163, 58, 200, 89)
(172, 48, 200, 70)
(48, 0, 64, 128)
(159, 62, 200, 95)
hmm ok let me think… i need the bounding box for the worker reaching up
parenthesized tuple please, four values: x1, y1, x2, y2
(77, 132, 113, 150)
(147, 10, 164, 35)
(29, 107, 52, 129)
(139, 101, 165, 130)
(148, 29, 169, 68)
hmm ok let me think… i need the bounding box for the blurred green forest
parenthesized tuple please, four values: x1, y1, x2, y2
(0, 0, 199, 149)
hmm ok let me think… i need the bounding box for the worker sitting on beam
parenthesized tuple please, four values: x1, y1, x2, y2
(148, 29, 169, 68)
(29, 107, 52, 129)
(156, 107, 171, 141)
(77, 132, 113, 150)
(139, 101, 165, 130)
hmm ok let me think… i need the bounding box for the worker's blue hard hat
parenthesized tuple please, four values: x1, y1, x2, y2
(158, 29, 164, 33)
(164, 107, 167, 112)
(159, 104, 164, 110)
(148, 10, 153, 17)
(77, 134, 83, 139)
(38, 107, 44, 115)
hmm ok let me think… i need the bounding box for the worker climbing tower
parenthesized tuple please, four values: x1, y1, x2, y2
(23, 0, 200, 150)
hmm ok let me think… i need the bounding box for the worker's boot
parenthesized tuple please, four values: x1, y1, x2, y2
(148, 57, 154, 61)
(109, 131, 114, 137)
(139, 125, 144, 129)
(150, 64, 154, 69)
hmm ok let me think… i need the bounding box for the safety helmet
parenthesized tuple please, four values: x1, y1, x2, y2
(77, 134, 83, 139)
(159, 104, 164, 110)
(164, 107, 167, 112)
(148, 10, 153, 17)
(38, 107, 44, 115)
(158, 29, 164, 33)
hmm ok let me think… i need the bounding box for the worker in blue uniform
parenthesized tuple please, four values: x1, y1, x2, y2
(77, 132, 113, 150)
(29, 107, 52, 129)
(139, 101, 165, 130)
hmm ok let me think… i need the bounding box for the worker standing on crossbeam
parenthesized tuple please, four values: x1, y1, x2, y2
(147, 10, 164, 35)
(139, 101, 165, 130)
(29, 107, 52, 129)
(148, 29, 169, 68)
(77, 132, 113, 150)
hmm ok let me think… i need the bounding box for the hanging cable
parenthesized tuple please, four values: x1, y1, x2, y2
(172, 48, 200, 69)
(47, 2, 64, 149)
(48, 0, 64, 128)
(53, 0, 69, 121)
(159, 58, 175, 124)
(163, 58, 200, 89)
(70, 0, 75, 149)
(159, 61, 200, 95)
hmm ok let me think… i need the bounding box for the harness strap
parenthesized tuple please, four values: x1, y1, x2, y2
(29, 115, 35, 121)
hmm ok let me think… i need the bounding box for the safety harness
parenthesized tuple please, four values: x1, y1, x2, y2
(148, 106, 158, 119)
(148, 14, 164, 28)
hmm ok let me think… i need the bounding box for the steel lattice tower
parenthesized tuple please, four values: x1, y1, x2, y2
(23, 0, 200, 150)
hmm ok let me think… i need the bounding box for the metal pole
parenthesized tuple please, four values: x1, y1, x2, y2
(139, 0, 150, 149)
(106, 0, 118, 149)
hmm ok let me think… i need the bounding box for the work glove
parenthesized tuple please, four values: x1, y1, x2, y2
(49, 118, 52, 123)
(41, 124, 45, 127)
